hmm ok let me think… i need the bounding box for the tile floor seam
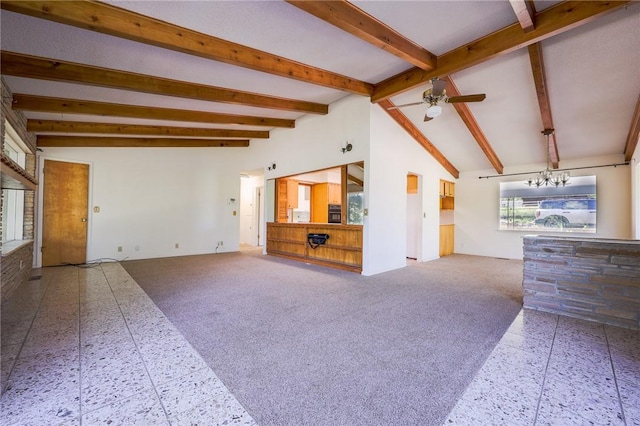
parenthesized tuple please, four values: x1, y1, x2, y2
(604, 325, 628, 426)
(1, 271, 52, 394)
(100, 264, 172, 424)
(76, 267, 83, 426)
(532, 313, 560, 426)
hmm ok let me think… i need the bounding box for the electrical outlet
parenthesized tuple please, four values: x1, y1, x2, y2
(135, 245, 140, 251)
(220, 240, 223, 246)
(175, 243, 179, 249)
(117, 246, 123, 252)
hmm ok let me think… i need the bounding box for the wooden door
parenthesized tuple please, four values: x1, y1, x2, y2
(42, 160, 89, 266)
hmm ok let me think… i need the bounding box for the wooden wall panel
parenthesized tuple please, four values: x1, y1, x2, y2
(266, 222, 363, 272)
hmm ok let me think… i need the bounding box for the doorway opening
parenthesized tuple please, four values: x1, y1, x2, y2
(406, 173, 421, 263)
(239, 170, 265, 251)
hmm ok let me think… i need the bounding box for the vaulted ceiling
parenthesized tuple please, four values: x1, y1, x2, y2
(1, 1, 639, 178)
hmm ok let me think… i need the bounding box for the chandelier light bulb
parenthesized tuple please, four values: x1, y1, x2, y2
(524, 130, 570, 188)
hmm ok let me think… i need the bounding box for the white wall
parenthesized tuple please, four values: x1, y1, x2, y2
(455, 154, 633, 259)
(632, 144, 639, 239)
(34, 94, 638, 271)
(37, 147, 245, 265)
(365, 103, 456, 275)
(245, 95, 371, 180)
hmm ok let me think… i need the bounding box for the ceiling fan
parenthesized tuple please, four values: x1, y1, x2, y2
(388, 77, 486, 122)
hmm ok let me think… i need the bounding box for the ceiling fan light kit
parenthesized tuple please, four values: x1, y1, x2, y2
(389, 77, 486, 122)
(426, 105, 442, 118)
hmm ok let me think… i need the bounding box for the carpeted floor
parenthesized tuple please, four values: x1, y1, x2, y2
(122, 250, 523, 426)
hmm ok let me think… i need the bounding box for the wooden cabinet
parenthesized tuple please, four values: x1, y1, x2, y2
(440, 179, 454, 197)
(327, 183, 341, 205)
(311, 183, 341, 223)
(277, 178, 299, 222)
(286, 179, 298, 209)
(439, 224, 454, 256)
(439, 180, 455, 255)
(407, 174, 418, 194)
(440, 179, 455, 210)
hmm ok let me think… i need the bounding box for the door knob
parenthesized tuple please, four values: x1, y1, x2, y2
(81, 218, 87, 222)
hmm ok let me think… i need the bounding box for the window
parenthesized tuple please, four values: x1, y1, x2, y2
(499, 176, 596, 233)
(2, 189, 24, 242)
(2, 121, 28, 244)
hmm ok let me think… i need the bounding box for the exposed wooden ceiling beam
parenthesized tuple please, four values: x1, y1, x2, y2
(286, 0, 437, 71)
(37, 136, 249, 148)
(347, 173, 363, 187)
(27, 119, 270, 139)
(373, 1, 630, 102)
(0, 0, 373, 96)
(528, 43, 559, 168)
(12, 94, 295, 128)
(1, 51, 328, 115)
(378, 99, 459, 178)
(509, 0, 536, 32)
(624, 93, 640, 161)
(442, 76, 503, 174)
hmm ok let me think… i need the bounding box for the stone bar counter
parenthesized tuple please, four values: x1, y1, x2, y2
(523, 235, 640, 330)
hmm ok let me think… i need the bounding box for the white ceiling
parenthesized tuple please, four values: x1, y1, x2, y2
(1, 1, 639, 174)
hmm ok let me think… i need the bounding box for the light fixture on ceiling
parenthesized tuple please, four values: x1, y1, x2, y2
(426, 104, 442, 119)
(526, 129, 570, 187)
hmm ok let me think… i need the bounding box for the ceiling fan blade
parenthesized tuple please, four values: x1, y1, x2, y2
(446, 94, 486, 103)
(423, 114, 433, 122)
(387, 101, 425, 109)
(431, 78, 446, 96)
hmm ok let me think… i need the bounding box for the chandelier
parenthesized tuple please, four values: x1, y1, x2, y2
(525, 129, 570, 187)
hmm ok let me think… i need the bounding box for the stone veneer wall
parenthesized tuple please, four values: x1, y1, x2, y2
(1, 77, 37, 300)
(0, 243, 33, 299)
(523, 235, 640, 330)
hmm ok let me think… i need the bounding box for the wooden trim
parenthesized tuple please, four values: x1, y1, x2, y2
(1, 153, 37, 190)
(27, 120, 270, 139)
(509, 0, 536, 32)
(12, 94, 295, 128)
(1, 51, 328, 115)
(624, 93, 640, 162)
(36, 136, 249, 148)
(528, 43, 559, 167)
(0, 0, 373, 96)
(372, 1, 629, 102)
(378, 99, 459, 178)
(286, 0, 436, 71)
(442, 76, 504, 174)
(267, 251, 362, 273)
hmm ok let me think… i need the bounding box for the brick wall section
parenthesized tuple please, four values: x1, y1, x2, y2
(1, 77, 37, 300)
(523, 235, 640, 330)
(0, 243, 33, 299)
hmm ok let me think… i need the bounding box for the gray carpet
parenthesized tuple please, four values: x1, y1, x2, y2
(122, 251, 523, 426)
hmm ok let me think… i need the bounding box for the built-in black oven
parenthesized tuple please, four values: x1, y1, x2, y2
(328, 204, 341, 223)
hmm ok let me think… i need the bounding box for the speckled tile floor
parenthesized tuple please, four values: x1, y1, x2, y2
(444, 309, 640, 426)
(1, 263, 639, 426)
(0, 263, 255, 426)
